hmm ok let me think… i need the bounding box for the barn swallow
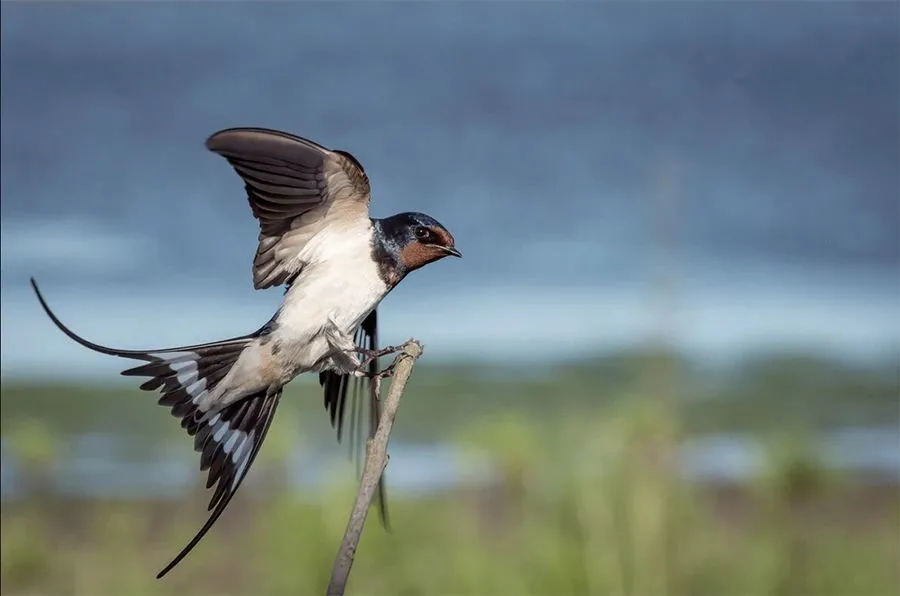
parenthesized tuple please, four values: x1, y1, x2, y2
(29, 127, 461, 578)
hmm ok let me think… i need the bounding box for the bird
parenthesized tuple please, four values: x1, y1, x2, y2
(29, 127, 461, 578)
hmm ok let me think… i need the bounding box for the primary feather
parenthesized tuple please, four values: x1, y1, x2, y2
(206, 127, 371, 290)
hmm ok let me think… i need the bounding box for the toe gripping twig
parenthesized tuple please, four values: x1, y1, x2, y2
(326, 340, 424, 596)
(353, 343, 406, 377)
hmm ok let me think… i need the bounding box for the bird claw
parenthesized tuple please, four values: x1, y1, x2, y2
(372, 362, 396, 380)
(369, 363, 398, 399)
(351, 361, 396, 381)
(352, 344, 404, 370)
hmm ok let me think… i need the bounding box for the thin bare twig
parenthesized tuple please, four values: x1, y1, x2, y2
(326, 340, 424, 596)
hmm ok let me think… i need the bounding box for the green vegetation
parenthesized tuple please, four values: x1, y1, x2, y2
(2, 348, 896, 444)
(1, 349, 897, 595)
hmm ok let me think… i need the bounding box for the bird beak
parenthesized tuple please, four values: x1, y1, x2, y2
(442, 246, 462, 258)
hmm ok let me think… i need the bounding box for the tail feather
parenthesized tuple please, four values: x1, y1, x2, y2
(123, 344, 250, 428)
(30, 278, 284, 577)
(30, 277, 255, 423)
(30, 278, 254, 360)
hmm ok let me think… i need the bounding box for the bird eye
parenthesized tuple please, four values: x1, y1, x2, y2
(415, 227, 430, 240)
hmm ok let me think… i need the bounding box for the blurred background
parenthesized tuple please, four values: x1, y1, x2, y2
(1, 2, 898, 595)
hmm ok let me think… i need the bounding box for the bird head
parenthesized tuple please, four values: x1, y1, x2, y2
(384, 212, 461, 273)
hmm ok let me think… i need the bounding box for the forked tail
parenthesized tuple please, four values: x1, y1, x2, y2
(30, 278, 255, 409)
(30, 278, 284, 578)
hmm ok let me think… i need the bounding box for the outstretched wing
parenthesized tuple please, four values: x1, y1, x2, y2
(319, 309, 390, 529)
(206, 127, 372, 290)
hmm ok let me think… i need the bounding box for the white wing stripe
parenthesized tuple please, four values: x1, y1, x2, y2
(185, 378, 208, 401)
(232, 431, 257, 489)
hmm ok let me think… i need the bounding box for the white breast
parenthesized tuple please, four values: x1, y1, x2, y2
(271, 219, 388, 370)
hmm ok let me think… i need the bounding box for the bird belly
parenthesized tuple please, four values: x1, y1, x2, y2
(272, 254, 388, 376)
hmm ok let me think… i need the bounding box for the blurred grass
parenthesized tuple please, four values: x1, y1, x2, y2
(2, 349, 897, 442)
(1, 395, 898, 596)
(1, 350, 898, 595)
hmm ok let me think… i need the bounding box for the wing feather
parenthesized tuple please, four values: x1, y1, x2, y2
(206, 127, 371, 290)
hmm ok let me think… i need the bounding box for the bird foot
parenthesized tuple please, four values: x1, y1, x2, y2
(352, 344, 404, 370)
(350, 362, 396, 383)
(369, 363, 397, 398)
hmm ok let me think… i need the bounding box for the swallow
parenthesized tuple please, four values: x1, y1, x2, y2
(29, 127, 461, 578)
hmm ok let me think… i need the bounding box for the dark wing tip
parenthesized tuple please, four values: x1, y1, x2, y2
(205, 127, 330, 157)
(205, 127, 269, 152)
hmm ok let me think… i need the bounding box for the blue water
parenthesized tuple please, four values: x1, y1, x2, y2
(1, 3, 898, 379)
(2, 428, 897, 502)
